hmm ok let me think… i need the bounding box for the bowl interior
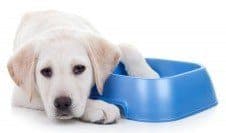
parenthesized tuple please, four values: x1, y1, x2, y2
(113, 59, 201, 78)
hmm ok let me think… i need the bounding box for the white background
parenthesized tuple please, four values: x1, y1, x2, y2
(0, 0, 226, 133)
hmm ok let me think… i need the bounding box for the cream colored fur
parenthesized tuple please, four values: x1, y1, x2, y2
(7, 10, 159, 124)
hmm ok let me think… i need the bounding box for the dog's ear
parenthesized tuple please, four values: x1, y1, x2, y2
(7, 44, 37, 101)
(85, 35, 120, 95)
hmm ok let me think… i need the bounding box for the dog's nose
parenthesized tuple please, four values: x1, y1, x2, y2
(54, 97, 72, 110)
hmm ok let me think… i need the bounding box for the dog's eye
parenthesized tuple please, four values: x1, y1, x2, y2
(73, 65, 86, 75)
(40, 67, 52, 78)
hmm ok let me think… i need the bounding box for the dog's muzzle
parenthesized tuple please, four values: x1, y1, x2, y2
(54, 96, 72, 118)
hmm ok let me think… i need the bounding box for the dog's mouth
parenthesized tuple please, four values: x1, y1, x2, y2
(55, 110, 74, 120)
(56, 115, 73, 120)
(56, 114, 74, 120)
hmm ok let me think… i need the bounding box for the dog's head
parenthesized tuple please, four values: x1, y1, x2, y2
(7, 31, 120, 119)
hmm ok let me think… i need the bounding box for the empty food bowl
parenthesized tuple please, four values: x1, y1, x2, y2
(90, 58, 218, 122)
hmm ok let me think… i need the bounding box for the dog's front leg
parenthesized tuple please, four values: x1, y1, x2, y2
(80, 99, 120, 124)
(12, 86, 44, 111)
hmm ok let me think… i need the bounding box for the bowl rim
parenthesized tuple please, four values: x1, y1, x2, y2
(110, 58, 205, 80)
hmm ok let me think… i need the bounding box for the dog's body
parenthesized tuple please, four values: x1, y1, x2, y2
(8, 11, 159, 124)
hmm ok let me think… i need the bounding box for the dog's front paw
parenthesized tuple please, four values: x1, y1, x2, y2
(80, 100, 120, 124)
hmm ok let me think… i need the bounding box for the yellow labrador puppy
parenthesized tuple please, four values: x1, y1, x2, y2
(8, 11, 159, 124)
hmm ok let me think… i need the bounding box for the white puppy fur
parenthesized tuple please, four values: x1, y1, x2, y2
(8, 10, 159, 124)
(119, 45, 160, 78)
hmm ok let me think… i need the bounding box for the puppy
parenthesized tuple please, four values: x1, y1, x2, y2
(7, 10, 159, 124)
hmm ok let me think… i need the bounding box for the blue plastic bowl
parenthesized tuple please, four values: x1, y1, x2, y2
(90, 58, 218, 122)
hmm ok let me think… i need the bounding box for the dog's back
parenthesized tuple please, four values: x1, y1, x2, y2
(14, 10, 97, 51)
